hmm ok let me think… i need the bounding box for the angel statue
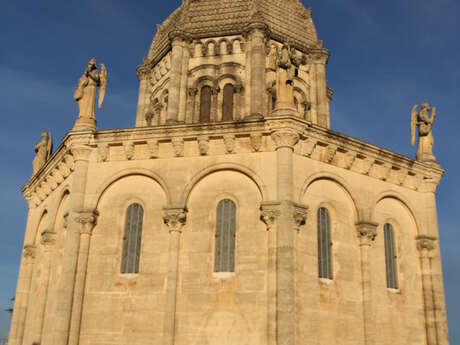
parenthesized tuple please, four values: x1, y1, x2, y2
(32, 131, 53, 175)
(411, 102, 437, 163)
(273, 42, 305, 113)
(73, 58, 107, 130)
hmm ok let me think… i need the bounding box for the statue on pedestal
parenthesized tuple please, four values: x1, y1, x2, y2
(32, 131, 52, 175)
(273, 43, 304, 113)
(73, 58, 107, 130)
(411, 102, 437, 163)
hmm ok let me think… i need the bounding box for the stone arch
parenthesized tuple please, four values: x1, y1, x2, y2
(372, 191, 420, 235)
(299, 172, 360, 223)
(217, 38, 232, 55)
(231, 37, 244, 53)
(32, 209, 49, 245)
(180, 163, 268, 207)
(90, 168, 171, 210)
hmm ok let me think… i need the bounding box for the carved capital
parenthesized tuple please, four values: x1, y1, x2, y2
(169, 30, 190, 43)
(416, 235, 437, 257)
(73, 209, 99, 235)
(70, 145, 92, 162)
(163, 208, 187, 233)
(271, 130, 300, 150)
(260, 202, 282, 231)
(188, 87, 198, 97)
(23, 244, 36, 259)
(40, 229, 56, 246)
(136, 64, 151, 81)
(356, 221, 378, 246)
(293, 204, 309, 232)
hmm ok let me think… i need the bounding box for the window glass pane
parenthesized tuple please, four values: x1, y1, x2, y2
(222, 84, 234, 121)
(200, 86, 212, 123)
(121, 203, 144, 274)
(384, 223, 398, 289)
(215, 200, 236, 272)
(318, 207, 332, 279)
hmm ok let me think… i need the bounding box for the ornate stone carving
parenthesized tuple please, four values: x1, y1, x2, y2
(223, 134, 236, 154)
(416, 235, 437, 257)
(293, 204, 309, 232)
(260, 203, 282, 231)
(172, 138, 184, 157)
(124, 142, 134, 160)
(356, 221, 378, 246)
(23, 244, 36, 259)
(32, 131, 53, 175)
(163, 208, 187, 233)
(73, 59, 107, 130)
(326, 145, 338, 163)
(251, 134, 263, 152)
(198, 136, 210, 156)
(271, 130, 300, 150)
(40, 229, 56, 246)
(98, 143, 109, 162)
(73, 209, 99, 236)
(148, 140, 159, 159)
(301, 139, 317, 157)
(411, 103, 437, 163)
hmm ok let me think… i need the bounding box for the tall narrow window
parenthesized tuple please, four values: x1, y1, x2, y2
(384, 223, 398, 289)
(121, 203, 144, 274)
(318, 207, 332, 279)
(214, 199, 236, 272)
(222, 84, 234, 121)
(200, 86, 212, 123)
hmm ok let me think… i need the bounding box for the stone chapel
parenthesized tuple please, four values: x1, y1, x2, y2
(8, 1, 450, 345)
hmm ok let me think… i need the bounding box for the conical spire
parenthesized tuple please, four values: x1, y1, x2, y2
(147, 0, 319, 64)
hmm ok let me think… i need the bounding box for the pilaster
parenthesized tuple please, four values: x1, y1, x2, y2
(356, 218, 378, 345)
(162, 208, 187, 345)
(68, 209, 98, 345)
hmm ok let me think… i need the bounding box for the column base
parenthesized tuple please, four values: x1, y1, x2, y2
(73, 117, 96, 131)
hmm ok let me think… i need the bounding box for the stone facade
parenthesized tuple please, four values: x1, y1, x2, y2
(8, 1, 449, 345)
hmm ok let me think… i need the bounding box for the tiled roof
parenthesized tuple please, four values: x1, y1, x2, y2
(147, 0, 319, 63)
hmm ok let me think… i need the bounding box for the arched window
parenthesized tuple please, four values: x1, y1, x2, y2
(214, 199, 236, 272)
(121, 203, 144, 274)
(200, 86, 212, 123)
(384, 223, 398, 289)
(318, 207, 332, 279)
(222, 84, 234, 121)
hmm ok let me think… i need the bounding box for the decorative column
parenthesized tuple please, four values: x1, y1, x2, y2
(45, 144, 92, 345)
(186, 88, 197, 123)
(234, 84, 243, 120)
(135, 64, 151, 127)
(162, 208, 187, 345)
(261, 202, 281, 345)
(8, 244, 36, 345)
(167, 31, 187, 124)
(31, 230, 56, 345)
(356, 218, 378, 345)
(211, 86, 220, 122)
(270, 129, 301, 345)
(68, 209, 98, 345)
(416, 235, 438, 345)
(178, 42, 191, 123)
(310, 51, 329, 128)
(247, 22, 268, 118)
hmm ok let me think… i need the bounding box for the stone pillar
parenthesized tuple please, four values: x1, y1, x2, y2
(211, 86, 220, 122)
(261, 202, 281, 345)
(186, 88, 197, 123)
(167, 32, 187, 124)
(356, 219, 378, 345)
(68, 209, 98, 345)
(178, 43, 190, 123)
(234, 84, 243, 120)
(31, 230, 57, 344)
(162, 208, 187, 345)
(416, 235, 438, 345)
(310, 51, 329, 128)
(8, 245, 36, 345)
(247, 23, 267, 118)
(135, 64, 151, 127)
(270, 129, 301, 345)
(45, 144, 92, 345)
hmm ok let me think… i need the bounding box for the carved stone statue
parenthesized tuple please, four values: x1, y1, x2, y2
(411, 102, 437, 163)
(273, 43, 304, 113)
(32, 131, 52, 175)
(73, 58, 107, 130)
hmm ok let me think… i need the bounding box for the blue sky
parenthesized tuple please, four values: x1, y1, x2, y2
(0, 0, 458, 342)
